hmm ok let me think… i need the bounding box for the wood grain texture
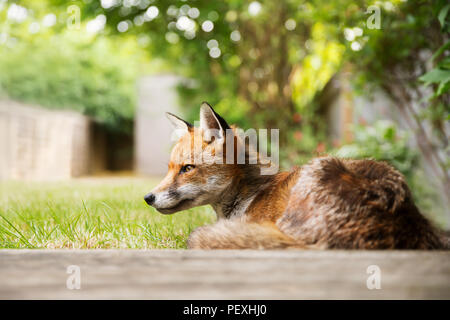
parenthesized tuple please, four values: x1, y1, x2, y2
(0, 250, 449, 299)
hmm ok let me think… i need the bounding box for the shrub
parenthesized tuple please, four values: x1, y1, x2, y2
(0, 32, 140, 133)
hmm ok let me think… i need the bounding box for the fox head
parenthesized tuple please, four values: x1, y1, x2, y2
(144, 102, 235, 214)
(144, 102, 276, 215)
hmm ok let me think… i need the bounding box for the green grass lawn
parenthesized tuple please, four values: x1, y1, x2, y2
(0, 178, 216, 249)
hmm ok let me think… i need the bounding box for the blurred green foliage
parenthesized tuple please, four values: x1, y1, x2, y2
(0, 1, 144, 133)
(418, 2, 450, 152)
(55, 0, 347, 134)
(2, 0, 446, 138)
(0, 33, 140, 132)
(347, 0, 449, 126)
(343, 0, 449, 176)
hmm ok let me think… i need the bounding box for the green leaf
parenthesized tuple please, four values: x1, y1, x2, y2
(419, 68, 450, 85)
(438, 4, 450, 28)
(431, 41, 450, 61)
(383, 126, 395, 141)
(436, 80, 450, 96)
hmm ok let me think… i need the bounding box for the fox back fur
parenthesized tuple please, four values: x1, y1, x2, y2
(144, 102, 448, 250)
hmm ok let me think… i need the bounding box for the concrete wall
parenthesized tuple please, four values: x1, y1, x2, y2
(135, 75, 182, 176)
(0, 100, 91, 180)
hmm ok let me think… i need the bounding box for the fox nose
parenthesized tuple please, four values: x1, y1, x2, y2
(144, 193, 155, 205)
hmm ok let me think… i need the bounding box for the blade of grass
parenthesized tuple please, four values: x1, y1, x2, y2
(0, 213, 36, 248)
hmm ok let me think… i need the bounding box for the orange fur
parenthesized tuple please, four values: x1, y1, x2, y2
(146, 103, 449, 250)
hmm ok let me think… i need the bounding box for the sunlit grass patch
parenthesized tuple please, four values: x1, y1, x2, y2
(0, 178, 216, 249)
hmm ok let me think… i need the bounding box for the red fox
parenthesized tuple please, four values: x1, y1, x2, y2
(144, 102, 449, 250)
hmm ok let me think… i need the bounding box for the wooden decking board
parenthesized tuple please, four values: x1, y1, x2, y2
(0, 250, 448, 299)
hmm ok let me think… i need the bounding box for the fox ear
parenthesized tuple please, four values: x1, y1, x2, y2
(200, 102, 230, 142)
(166, 113, 192, 137)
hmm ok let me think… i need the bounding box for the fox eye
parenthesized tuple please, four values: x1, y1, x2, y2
(180, 165, 195, 174)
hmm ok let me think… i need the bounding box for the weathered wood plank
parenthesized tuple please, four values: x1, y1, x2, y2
(0, 250, 449, 299)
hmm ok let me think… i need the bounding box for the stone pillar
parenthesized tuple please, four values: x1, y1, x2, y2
(135, 75, 182, 176)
